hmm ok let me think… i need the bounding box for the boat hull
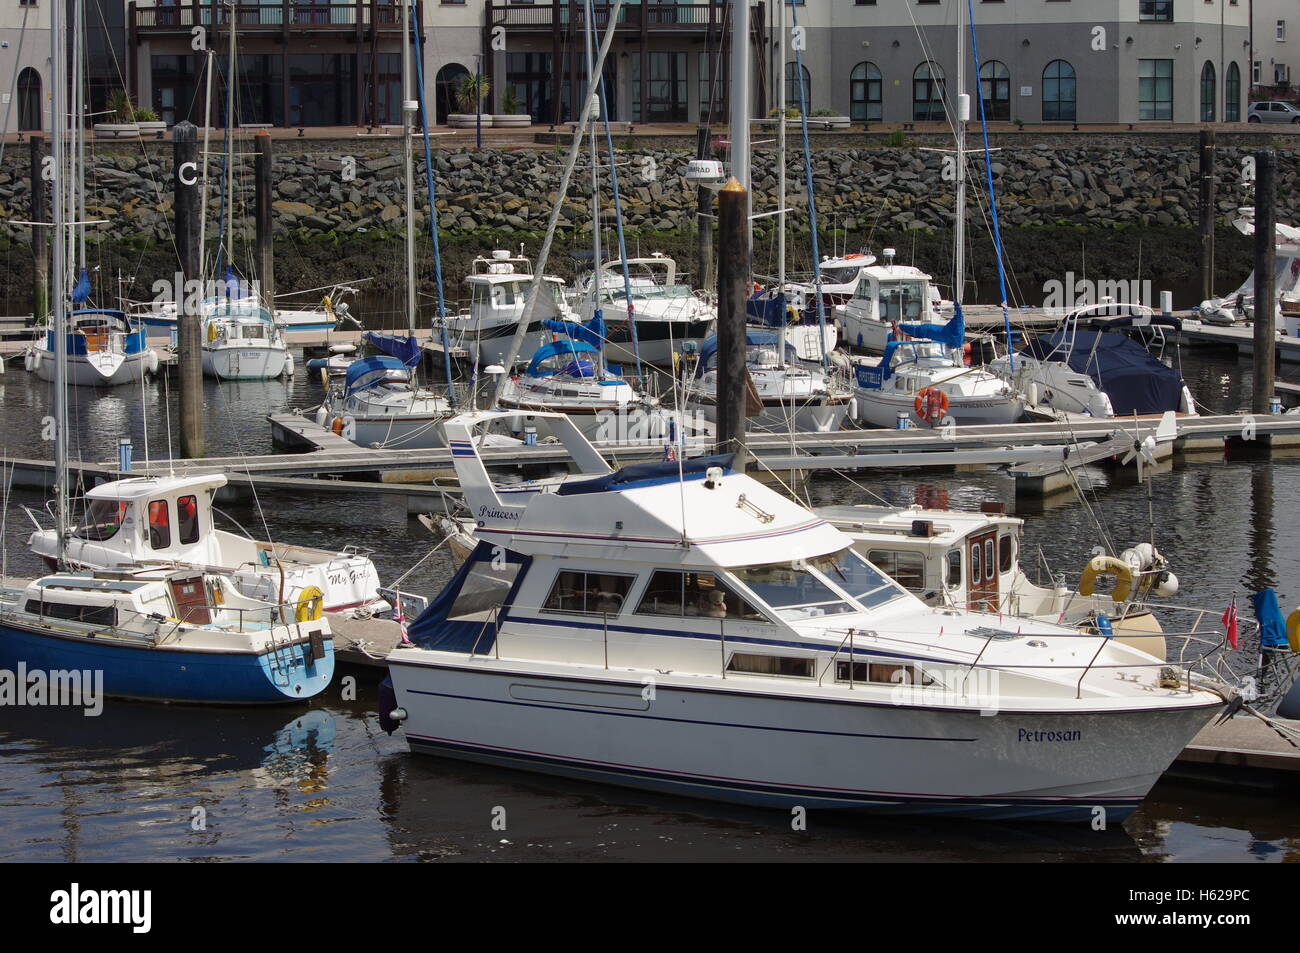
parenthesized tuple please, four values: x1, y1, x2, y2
(0, 621, 334, 705)
(853, 390, 1025, 428)
(202, 345, 290, 381)
(33, 349, 150, 387)
(389, 659, 1220, 822)
(693, 396, 852, 433)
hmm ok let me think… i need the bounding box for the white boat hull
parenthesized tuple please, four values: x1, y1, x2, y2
(388, 658, 1220, 821)
(853, 389, 1025, 428)
(693, 396, 851, 434)
(202, 344, 290, 381)
(33, 348, 152, 387)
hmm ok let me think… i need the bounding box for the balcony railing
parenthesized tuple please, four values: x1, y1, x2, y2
(487, 2, 725, 31)
(133, 2, 406, 32)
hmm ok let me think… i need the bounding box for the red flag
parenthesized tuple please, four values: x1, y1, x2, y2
(395, 592, 412, 647)
(1222, 597, 1239, 649)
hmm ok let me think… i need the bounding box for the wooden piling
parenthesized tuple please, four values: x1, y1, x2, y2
(1253, 149, 1277, 416)
(173, 121, 204, 459)
(715, 176, 750, 467)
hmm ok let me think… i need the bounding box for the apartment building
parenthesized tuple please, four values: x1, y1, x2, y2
(0, 1, 52, 135)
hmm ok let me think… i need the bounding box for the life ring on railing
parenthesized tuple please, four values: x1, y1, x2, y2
(1287, 608, 1300, 652)
(914, 387, 949, 425)
(295, 586, 324, 623)
(331, 416, 345, 435)
(1078, 555, 1134, 604)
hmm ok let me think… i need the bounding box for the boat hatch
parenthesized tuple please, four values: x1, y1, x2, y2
(169, 574, 211, 625)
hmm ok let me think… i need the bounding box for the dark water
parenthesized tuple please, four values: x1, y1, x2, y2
(1, 345, 1298, 862)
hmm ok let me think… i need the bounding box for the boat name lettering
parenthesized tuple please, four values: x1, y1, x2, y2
(477, 505, 520, 521)
(1017, 728, 1081, 742)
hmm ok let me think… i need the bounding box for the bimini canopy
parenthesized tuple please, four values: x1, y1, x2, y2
(405, 540, 531, 654)
(363, 331, 422, 367)
(695, 330, 796, 376)
(344, 355, 410, 394)
(1021, 331, 1185, 415)
(526, 339, 601, 378)
(556, 453, 736, 496)
(746, 292, 789, 327)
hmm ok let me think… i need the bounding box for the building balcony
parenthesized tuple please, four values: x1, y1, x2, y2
(486, 1, 729, 34)
(129, 1, 417, 38)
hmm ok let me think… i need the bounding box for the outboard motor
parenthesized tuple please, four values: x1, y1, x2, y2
(377, 676, 406, 735)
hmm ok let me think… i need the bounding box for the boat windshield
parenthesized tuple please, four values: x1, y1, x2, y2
(820, 266, 860, 284)
(878, 280, 927, 321)
(73, 499, 129, 542)
(731, 548, 904, 621)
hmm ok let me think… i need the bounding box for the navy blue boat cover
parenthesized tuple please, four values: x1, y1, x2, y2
(556, 453, 737, 496)
(746, 292, 788, 326)
(363, 331, 423, 367)
(406, 540, 532, 653)
(1021, 330, 1184, 415)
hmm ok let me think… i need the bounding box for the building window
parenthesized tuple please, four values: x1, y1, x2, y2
(1042, 59, 1076, 121)
(1200, 61, 1216, 121)
(1139, 0, 1173, 21)
(979, 60, 1010, 120)
(632, 52, 688, 122)
(1253, 60, 1262, 84)
(17, 67, 41, 131)
(1138, 59, 1173, 120)
(698, 50, 726, 122)
(504, 53, 550, 122)
(850, 62, 882, 121)
(1279, 20, 1287, 41)
(1226, 61, 1241, 120)
(785, 61, 811, 110)
(913, 61, 946, 121)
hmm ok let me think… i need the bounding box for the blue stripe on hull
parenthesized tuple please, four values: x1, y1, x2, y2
(0, 624, 334, 705)
(407, 737, 1140, 823)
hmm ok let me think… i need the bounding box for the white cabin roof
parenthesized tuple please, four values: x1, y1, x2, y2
(84, 473, 229, 502)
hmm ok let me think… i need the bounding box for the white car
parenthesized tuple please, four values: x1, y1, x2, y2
(1247, 101, 1300, 123)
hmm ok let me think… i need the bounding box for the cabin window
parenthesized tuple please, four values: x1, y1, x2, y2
(731, 561, 853, 620)
(177, 495, 200, 545)
(543, 570, 635, 616)
(866, 549, 926, 592)
(970, 543, 981, 584)
(945, 549, 961, 588)
(243, 325, 265, 340)
(73, 499, 129, 542)
(635, 570, 765, 621)
(998, 535, 1013, 573)
(24, 599, 117, 627)
(815, 548, 905, 609)
(984, 539, 995, 582)
(449, 560, 525, 620)
(835, 659, 938, 687)
(147, 500, 171, 549)
(726, 652, 814, 678)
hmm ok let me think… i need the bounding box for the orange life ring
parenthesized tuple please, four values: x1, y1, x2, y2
(914, 386, 949, 425)
(331, 416, 345, 435)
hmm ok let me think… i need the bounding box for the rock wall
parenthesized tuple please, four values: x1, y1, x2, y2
(0, 142, 1289, 243)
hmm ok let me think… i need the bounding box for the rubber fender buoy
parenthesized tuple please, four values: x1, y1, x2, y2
(1079, 555, 1134, 604)
(1287, 608, 1300, 653)
(331, 417, 345, 436)
(295, 585, 324, 623)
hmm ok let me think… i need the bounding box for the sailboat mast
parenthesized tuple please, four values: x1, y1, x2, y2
(730, 0, 750, 210)
(199, 49, 215, 281)
(224, 7, 237, 271)
(954, 0, 967, 306)
(585, 2, 601, 315)
(50, 0, 69, 556)
(74, 0, 87, 280)
(402, 1, 416, 337)
(776, 0, 785, 292)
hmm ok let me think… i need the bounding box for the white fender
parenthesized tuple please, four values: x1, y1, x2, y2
(24, 348, 37, 373)
(282, 352, 295, 379)
(144, 349, 159, 376)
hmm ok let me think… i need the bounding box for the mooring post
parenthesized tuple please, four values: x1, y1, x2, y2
(695, 124, 715, 294)
(29, 135, 48, 327)
(715, 176, 750, 468)
(1198, 128, 1215, 302)
(255, 130, 275, 305)
(1253, 148, 1277, 417)
(173, 121, 204, 459)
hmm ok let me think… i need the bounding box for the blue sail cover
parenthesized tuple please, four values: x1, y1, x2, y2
(344, 354, 409, 394)
(695, 330, 795, 376)
(899, 303, 965, 349)
(1253, 588, 1290, 648)
(222, 267, 252, 300)
(853, 339, 905, 389)
(363, 330, 422, 367)
(746, 292, 788, 327)
(544, 311, 606, 349)
(70, 269, 91, 303)
(1021, 330, 1185, 415)
(556, 453, 737, 496)
(406, 540, 532, 653)
(525, 339, 601, 377)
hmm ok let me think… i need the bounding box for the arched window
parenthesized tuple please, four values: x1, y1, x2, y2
(851, 62, 882, 121)
(1042, 60, 1076, 122)
(434, 63, 471, 124)
(17, 68, 41, 132)
(784, 62, 811, 111)
(1226, 62, 1241, 121)
(1200, 61, 1216, 122)
(913, 61, 945, 121)
(979, 60, 1010, 121)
